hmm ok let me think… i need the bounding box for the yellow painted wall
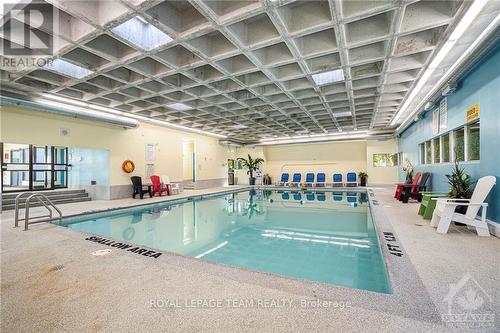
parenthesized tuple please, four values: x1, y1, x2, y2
(366, 139, 399, 184)
(1, 104, 399, 188)
(236, 139, 399, 185)
(0, 105, 231, 185)
(261, 140, 368, 183)
(233, 146, 266, 184)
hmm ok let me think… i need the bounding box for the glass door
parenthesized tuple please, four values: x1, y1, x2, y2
(32, 145, 52, 190)
(53, 146, 68, 188)
(1, 143, 31, 192)
(1, 143, 69, 192)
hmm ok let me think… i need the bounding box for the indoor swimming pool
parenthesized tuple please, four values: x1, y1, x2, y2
(60, 189, 391, 293)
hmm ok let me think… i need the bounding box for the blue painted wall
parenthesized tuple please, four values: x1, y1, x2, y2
(398, 44, 500, 223)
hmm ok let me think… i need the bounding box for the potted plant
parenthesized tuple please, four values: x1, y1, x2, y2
(237, 154, 264, 185)
(358, 172, 368, 186)
(446, 158, 474, 215)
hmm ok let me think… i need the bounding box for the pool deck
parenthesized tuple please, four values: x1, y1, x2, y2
(1, 185, 499, 332)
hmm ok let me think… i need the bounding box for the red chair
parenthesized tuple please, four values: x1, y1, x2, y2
(150, 175, 168, 197)
(394, 172, 421, 201)
(400, 172, 431, 203)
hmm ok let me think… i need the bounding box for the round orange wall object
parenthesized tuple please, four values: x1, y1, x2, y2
(122, 160, 135, 173)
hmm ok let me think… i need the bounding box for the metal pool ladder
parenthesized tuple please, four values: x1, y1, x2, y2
(14, 192, 63, 230)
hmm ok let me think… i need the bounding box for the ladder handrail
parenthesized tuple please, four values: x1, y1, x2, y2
(14, 192, 34, 228)
(23, 193, 63, 231)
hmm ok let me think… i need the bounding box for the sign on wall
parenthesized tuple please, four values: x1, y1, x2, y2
(466, 103, 480, 122)
(439, 98, 447, 132)
(145, 143, 156, 162)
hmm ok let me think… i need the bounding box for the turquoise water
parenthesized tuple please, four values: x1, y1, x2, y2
(62, 189, 391, 293)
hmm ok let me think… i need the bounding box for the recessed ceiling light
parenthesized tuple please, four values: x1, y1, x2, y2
(312, 69, 344, 86)
(167, 103, 192, 111)
(231, 124, 248, 129)
(333, 111, 352, 117)
(44, 59, 93, 79)
(111, 16, 173, 51)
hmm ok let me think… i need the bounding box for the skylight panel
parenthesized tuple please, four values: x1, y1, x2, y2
(44, 59, 93, 79)
(167, 103, 192, 111)
(231, 124, 248, 129)
(111, 16, 173, 51)
(333, 111, 352, 117)
(312, 69, 345, 85)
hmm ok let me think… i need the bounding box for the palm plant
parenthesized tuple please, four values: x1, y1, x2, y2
(358, 172, 368, 186)
(237, 154, 264, 185)
(446, 159, 474, 199)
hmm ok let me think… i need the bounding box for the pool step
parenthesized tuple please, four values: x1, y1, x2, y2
(1, 189, 91, 210)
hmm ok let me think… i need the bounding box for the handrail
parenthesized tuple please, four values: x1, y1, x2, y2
(14, 192, 33, 228)
(22, 193, 63, 231)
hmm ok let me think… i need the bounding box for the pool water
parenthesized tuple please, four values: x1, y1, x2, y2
(62, 189, 391, 293)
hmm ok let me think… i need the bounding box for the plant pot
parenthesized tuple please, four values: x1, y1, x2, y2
(360, 179, 367, 186)
(249, 177, 256, 185)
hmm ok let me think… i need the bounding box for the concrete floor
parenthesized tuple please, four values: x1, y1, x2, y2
(1, 185, 499, 332)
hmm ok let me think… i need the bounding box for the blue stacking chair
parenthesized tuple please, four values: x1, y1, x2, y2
(282, 192, 290, 200)
(333, 173, 343, 187)
(306, 192, 315, 201)
(279, 173, 289, 186)
(346, 172, 358, 187)
(293, 192, 302, 201)
(303, 173, 314, 187)
(316, 192, 326, 201)
(290, 173, 301, 186)
(316, 173, 326, 187)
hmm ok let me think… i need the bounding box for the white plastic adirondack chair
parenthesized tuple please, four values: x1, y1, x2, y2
(430, 176, 496, 236)
(161, 175, 180, 195)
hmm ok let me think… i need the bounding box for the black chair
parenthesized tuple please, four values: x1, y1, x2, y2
(401, 172, 431, 203)
(131, 176, 152, 199)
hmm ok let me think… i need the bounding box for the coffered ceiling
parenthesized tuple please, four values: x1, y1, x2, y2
(0, 0, 475, 142)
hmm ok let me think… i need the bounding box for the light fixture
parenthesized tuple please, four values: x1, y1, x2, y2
(259, 131, 370, 145)
(312, 69, 345, 86)
(38, 93, 226, 138)
(111, 16, 173, 51)
(167, 103, 192, 111)
(441, 82, 457, 96)
(390, 0, 490, 126)
(44, 59, 93, 79)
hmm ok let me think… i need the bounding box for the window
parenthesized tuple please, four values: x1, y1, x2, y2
(418, 121, 479, 165)
(467, 121, 480, 161)
(454, 127, 465, 162)
(442, 133, 450, 163)
(425, 141, 432, 164)
(419, 144, 425, 164)
(373, 153, 396, 167)
(433, 137, 440, 163)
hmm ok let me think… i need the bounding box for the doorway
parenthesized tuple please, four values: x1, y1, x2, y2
(1, 143, 69, 192)
(182, 140, 196, 182)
